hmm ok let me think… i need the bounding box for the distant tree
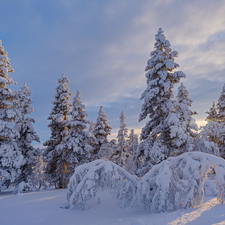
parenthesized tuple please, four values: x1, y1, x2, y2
(57, 90, 92, 180)
(29, 154, 48, 191)
(111, 111, 129, 167)
(13, 83, 41, 193)
(88, 121, 96, 147)
(168, 83, 198, 156)
(43, 74, 72, 188)
(217, 84, 225, 123)
(126, 129, 138, 156)
(198, 84, 225, 158)
(135, 28, 186, 175)
(92, 106, 112, 160)
(0, 39, 23, 190)
(197, 95, 223, 157)
(125, 129, 138, 174)
(206, 101, 218, 122)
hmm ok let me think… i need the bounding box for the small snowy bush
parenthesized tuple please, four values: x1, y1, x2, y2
(137, 152, 225, 212)
(64, 160, 140, 209)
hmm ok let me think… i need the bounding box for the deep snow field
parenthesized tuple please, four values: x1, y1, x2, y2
(1, 189, 225, 225)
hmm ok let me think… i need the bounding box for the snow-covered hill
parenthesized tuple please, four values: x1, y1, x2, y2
(0, 189, 225, 225)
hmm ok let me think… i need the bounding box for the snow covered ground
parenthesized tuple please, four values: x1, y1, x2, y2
(1, 189, 225, 225)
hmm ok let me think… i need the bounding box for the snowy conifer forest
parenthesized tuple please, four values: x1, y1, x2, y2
(1, 27, 225, 225)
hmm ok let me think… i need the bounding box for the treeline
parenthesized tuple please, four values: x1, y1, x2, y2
(0, 28, 224, 193)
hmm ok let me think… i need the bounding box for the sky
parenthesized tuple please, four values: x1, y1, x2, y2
(0, 0, 225, 147)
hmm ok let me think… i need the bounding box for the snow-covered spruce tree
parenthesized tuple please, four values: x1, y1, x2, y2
(126, 129, 138, 156)
(43, 74, 72, 188)
(13, 83, 41, 194)
(111, 111, 129, 167)
(125, 129, 139, 174)
(57, 90, 92, 181)
(206, 101, 218, 122)
(29, 154, 48, 191)
(92, 106, 112, 160)
(168, 83, 198, 156)
(197, 101, 220, 157)
(134, 28, 186, 175)
(209, 84, 225, 158)
(217, 84, 225, 122)
(88, 121, 96, 146)
(0, 40, 23, 190)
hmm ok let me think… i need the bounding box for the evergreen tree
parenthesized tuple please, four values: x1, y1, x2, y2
(92, 106, 112, 160)
(168, 83, 198, 156)
(43, 74, 72, 188)
(13, 83, 41, 193)
(111, 111, 128, 167)
(199, 101, 220, 152)
(197, 100, 221, 157)
(126, 129, 138, 156)
(215, 84, 225, 157)
(58, 90, 92, 180)
(125, 129, 138, 174)
(217, 84, 225, 122)
(0, 40, 23, 190)
(206, 101, 218, 122)
(135, 28, 185, 175)
(88, 121, 96, 146)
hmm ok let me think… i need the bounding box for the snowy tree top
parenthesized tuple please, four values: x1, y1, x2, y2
(68, 90, 88, 131)
(0, 39, 15, 85)
(16, 83, 34, 116)
(139, 28, 186, 140)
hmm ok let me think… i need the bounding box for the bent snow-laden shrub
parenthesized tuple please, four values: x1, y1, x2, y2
(137, 152, 225, 212)
(63, 160, 140, 209)
(64, 152, 225, 212)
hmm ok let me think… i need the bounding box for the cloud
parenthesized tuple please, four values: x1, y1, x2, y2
(1, 0, 225, 142)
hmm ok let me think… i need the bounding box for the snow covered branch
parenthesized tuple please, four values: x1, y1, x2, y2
(137, 152, 225, 212)
(64, 160, 140, 209)
(64, 152, 225, 212)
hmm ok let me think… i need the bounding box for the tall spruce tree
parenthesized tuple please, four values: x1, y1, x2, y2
(168, 83, 198, 156)
(58, 90, 92, 180)
(43, 74, 72, 188)
(92, 106, 112, 160)
(0, 40, 23, 190)
(134, 28, 185, 175)
(13, 83, 41, 193)
(111, 111, 128, 167)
